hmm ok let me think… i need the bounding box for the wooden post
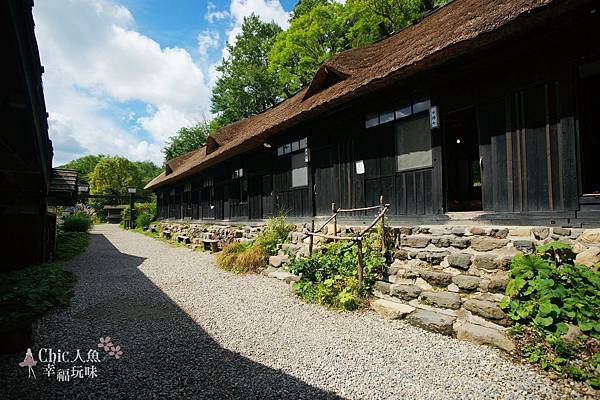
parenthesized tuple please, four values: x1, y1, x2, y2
(380, 195, 385, 255)
(332, 202, 337, 237)
(309, 220, 314, 255)
(357, 240, 364, 287)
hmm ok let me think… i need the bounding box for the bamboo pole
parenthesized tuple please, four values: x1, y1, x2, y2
(305, 232, 361, 241)
(380, 195, 386, 255)
(357, 240, 364, 287)
(309, 220, 314, 255)
(359, 205, 390, 236)
(332, 202, 337, 237)
(315, 213, 337, 233)
(336, 205, 383, 213)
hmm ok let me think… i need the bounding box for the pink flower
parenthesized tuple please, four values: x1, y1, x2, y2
(108, 345, 123, 359)
(97, 337, 113, 352)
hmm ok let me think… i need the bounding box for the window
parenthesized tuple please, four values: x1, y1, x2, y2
(395, 115, 432, 172)
(291, 152, 308, 187)
(241, 178, 248, 202)
(231, 168, 247, 203)
(380, 110, 394, 124)
(366, 96, 431, 128)
(365, 112, 379, 128)
(277, 138, 307, 156)
(395, 103, 412, 119)
(183, 184, 192, 210)
(412, 98, 431, 114)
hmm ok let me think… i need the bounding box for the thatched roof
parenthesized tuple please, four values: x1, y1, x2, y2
(146, 0, 578, 190)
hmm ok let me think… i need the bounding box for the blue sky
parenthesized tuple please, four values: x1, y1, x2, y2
(33, 0, 298, 166)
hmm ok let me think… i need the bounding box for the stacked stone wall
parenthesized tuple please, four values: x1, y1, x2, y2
(371, 225, 600, 350)
(157, 220, 600, 350)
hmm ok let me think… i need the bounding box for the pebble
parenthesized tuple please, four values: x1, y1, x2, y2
(0, 225, 580, 399)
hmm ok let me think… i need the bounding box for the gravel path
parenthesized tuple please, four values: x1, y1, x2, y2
(0, 224, 577, 399)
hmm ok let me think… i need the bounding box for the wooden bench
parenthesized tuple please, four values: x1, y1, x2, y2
(202, 239, 219, 253)
(176, 235, 191, 244)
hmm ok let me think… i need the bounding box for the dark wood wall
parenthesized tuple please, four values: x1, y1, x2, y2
(154, 7, 597, 224)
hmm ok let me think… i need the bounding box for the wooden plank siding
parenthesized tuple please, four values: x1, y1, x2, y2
(152, 13, 594, 225)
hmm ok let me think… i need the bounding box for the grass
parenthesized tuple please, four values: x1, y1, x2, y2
(216, 241, 268, 273)
(1, 230, 89, 326)
(55, 231, 90, 261)
(216, 215, 293, 274)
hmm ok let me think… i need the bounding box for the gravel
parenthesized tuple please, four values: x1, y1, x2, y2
(0, 225, 580, 399)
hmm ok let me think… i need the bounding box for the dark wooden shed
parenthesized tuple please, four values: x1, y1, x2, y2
(0, 0, 78, 270)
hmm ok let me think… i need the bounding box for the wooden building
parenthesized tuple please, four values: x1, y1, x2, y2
(146, 0, 600, 227)
(1, 0, 78, 270)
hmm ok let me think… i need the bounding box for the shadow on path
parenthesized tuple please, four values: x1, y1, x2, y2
(0, 229, 340, 399)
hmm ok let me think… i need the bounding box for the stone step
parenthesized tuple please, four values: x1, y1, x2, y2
(371, 299, 415, 320)
(267, 270, 299, 284)
(455, 322, 514, 352)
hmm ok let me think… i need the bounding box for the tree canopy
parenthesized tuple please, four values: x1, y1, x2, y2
(60, 155, 106, 184)
(268, 0, 425, 94)
(89, 157, 144, 196)
(162, 121, 211, 163)
(210, 14, 284, 128)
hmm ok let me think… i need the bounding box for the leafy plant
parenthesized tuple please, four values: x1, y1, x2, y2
(216, 215, 293, 273)
(501, 242, 600, 387)
(135, 213, 153, 230)
(254, 214, 294, 255)
(62, 212, 93, 232)
(0, 263, 77, 325)
(121, 202, 157, 228)
(55, 232, 90, 261)
(289, 237, 385, 310)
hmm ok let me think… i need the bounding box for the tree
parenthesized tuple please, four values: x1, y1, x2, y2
(268, 0, 423, 95)
(210, 14, 284, 127)
(60, 155, 106, 184)
(89, 157, 143, 196)
(268, 2, 348, 94)
(356, 0, 423, 36)
(134, 161, 162, 186)
(290, 0, 331, 21)
(162, 122, 211, 163)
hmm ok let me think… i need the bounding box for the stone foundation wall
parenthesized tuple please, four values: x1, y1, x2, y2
(157, 220, 600, 351)
(371, 225, 600, 351)
(158, 222, 264, 249)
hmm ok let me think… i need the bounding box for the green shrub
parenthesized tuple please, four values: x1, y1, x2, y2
(289, 237, 386, 311)
(255, 214, 294, 254)
(217, 241, 258, 273)
(216, 215, 293, 273)
(501, 241, 600, 387)
(0, 263, 77, 325)
(135, 213, 153, 229)
(121, 202, 157, 226)
(55, 231, 90, 261)
(62, 212, 92, 232)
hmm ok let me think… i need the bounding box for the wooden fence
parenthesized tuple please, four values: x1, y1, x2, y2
(304, 196, 390, 286)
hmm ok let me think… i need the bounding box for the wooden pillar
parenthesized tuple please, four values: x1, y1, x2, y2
(380, 195, 385, 255)
(356, 239, 364, 287)
(309, 220, 314, 255)
(331, 202, 337, 237)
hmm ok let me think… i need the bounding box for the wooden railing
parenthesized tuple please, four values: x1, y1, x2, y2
(304, 196, 390, 286)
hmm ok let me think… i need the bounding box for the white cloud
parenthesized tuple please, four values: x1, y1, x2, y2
(34, 0, 211, 165)
(197, 30, 220, 57)
(225, 0, 290, 47)
(137, 104, 193, 143)
(205, 1, 230, 23)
